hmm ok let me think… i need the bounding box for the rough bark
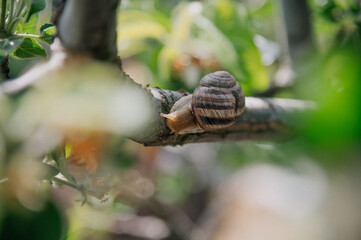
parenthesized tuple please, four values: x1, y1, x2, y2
(281, 0, 314, 61)
(133, 88, 316, 146)
(57, 0, 119, 61)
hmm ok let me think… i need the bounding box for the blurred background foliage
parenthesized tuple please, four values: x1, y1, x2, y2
(1, 0, 361, 240)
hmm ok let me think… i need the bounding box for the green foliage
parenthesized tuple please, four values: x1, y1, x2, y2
(1, 1, 361, 239)
(29, 0, 46, 18)
(299, 47, 361, 156)
(0, 36, 23, 55)
(0, 0, 55, 61)
(13, 37, 46, 57)
(0, 202, 64, 240)
(39, 25, 56, 43)
(118, 0, 269, 93)
(17, 13, 38, 33)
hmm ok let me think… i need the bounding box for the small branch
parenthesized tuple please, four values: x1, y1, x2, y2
(14, 33, 40, 38)
(1, 58, 315, 146)
(52, 176, 77, 189)
(132, 88, 316, 146)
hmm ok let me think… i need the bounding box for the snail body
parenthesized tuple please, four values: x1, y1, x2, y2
(160, 95, 200, 135)
(161, 71, 245, 135)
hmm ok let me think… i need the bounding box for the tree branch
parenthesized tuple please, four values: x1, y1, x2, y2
(57, 0, 119, 61)
(132, 87, 316, 146)
(281, 0, 314, 61)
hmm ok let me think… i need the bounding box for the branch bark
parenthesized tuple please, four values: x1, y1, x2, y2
(132, 87, 316, 146)
(281, 0, 314, 61)
(57, 0, 119, 61)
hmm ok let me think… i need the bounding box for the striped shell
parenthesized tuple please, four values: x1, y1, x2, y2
(191, 71, 245, 130)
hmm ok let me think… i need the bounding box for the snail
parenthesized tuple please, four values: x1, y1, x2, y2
(160, 71, 245, 136)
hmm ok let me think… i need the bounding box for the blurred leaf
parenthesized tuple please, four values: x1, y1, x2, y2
(194, 16, 240, 75)
(17, 14, 38, 34)
(0, 202, 63, 240)
(39, 163, 59, 180)
(157, 46, 178, 81)
(0, 37, 24, 56)
(8, 62, 153, 139)
(12, 38, 46, 58)
(0, 94, 11, 125)
(50, 149, 76, 184)
(302, 48, 361, 154)
(243, 44, 269, 91)
(203, 1, 269, 92)
(214, 0, 235, 20)
(157, 171, 192, 204)
(118, 20, 167, 57)
(248, 0, 276, 39)
(39, 25, 56, 44)
(64, 142, 73, 159)
(40, 23, 54, 32)
(172, 2, 202, 41)
(8, 56, 43, 78)
(29, 0, 46, 18)
(117, 11, 169, 57)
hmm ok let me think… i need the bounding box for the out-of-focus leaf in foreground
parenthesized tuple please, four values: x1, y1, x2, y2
(301, 47, 361, 156)
(0, 201, 63, 240)
(39, 25, 56, 44)
(6, 62, 153, 142)
(117, 10, 169, 58)
(0, 37, 24, 56)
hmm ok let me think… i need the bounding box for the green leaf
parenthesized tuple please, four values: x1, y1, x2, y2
(0, 37, 24, 55)
(29, 0, 46, 18)
(243, 44, 269, 91)
(0, 202, 63, 240)
(39, 163, 59, 180)
(40, 23, 54, 32)
(12, 37, 46, 58)
(50, 149, 76, 184)
(17, 14, 38, 34)
(39, 25, 56, 44)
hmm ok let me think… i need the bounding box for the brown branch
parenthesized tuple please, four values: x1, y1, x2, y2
(0, 62, 316, 147)
(281, 0, 315, 61)
(57, 0, 119, 61)
(132, 87, 317, 146)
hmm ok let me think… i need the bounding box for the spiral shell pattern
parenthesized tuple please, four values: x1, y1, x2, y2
(191, 71, 245, 130)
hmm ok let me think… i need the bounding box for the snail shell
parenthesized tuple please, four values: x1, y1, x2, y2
(192, 71, 245, 130)
(160, 71, 245, 135)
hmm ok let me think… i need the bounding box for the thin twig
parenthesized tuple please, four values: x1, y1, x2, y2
(52, 176, 77, 189)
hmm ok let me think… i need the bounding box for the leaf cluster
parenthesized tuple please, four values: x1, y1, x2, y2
(0, 0, 56, 61)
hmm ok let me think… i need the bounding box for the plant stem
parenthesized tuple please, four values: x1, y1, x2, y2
(0, 0, 7, 32)
(15, 33, 39, 38)
(52, 177, 78, 189)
